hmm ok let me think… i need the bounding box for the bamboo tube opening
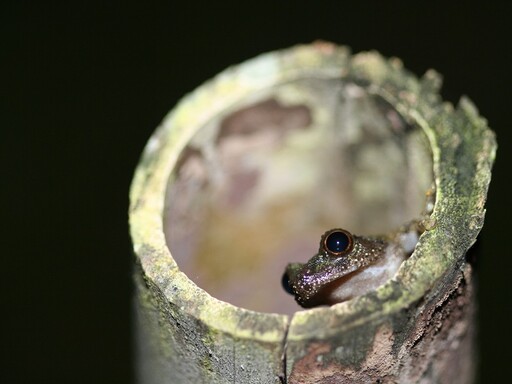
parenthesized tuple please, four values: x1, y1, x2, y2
(163, 79, 433, 314)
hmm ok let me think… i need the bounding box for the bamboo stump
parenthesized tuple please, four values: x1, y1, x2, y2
(129, 42, 496, 383)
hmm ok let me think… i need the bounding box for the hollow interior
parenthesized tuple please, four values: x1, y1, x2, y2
(164, 79, 433, 315)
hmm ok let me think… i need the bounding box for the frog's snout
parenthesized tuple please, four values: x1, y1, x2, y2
(281, 270, 294, 295)
(282, 262, 304, 296)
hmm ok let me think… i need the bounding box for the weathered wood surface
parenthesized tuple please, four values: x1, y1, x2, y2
(129, 43, 496, 383)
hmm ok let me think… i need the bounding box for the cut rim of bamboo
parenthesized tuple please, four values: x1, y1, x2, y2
(130, 42, 496, 382)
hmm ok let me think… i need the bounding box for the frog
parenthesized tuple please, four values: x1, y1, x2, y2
(282, 220, 430, 308)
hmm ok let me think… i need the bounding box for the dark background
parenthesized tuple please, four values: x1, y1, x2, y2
(2, 2, 510, 383)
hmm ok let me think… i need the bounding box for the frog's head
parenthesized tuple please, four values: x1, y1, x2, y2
(282, 229, 387, 308)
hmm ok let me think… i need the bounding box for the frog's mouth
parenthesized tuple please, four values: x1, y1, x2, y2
(307, 269, 367, 307)
(283, 261, 363, 308)
(294, 267, 366, 308)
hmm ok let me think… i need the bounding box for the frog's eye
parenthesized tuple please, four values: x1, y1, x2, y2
(323, 229, 353, 255)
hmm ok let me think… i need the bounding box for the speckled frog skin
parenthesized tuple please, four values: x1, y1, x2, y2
(283, 224, 422, 308)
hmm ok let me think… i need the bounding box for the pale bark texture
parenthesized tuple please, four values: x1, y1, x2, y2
(129, 43, 496, 383)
